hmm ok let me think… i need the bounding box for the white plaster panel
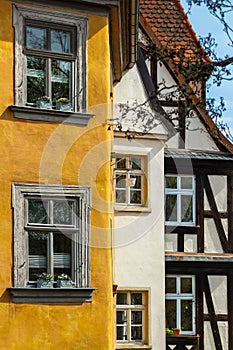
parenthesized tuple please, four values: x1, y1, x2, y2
(204, 321, 228, 350)
(115, 65, 148, 103)
(165, 133, 180, 149)
(164, 234, 177, 252)
(204, 322, 215, 350)
(157, 61, 178, 97)
(184, 234, 197, 252)
(204, 219, 224, 253)
(114, 65, 168, 136)
(185, 115, 219, 151)
(208, 176, 227, 212)
(208, 276, 227, 314)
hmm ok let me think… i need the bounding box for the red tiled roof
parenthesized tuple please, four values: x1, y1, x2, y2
(140, 0, 209, 64)
(139, 0, 233, 153)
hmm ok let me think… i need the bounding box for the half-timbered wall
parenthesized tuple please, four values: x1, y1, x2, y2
(165, 154, 233, 350)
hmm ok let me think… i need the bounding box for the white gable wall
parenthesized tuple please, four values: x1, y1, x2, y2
(157, 62, 221, 152)
(114, 65, 167, 349)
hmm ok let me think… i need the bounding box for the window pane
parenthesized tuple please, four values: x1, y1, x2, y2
(181, 300, 193, 331)
(116, 190, 126, 204)
(28, 231, 48, 280)
(131, 326, 142, 340)
(181, 195, 193, 222)
(165, 277, 176, 294)
(132, 176, 141, 189)
(166, 299, 177, 329)
(181, 277, 192, 293)
(54, 233, 71, 277)
(131, 293, 142, 305)
(116, 174, 126, 189)
(26, 26, 46, 50)
(117, 310, 127, 324)
(51, 29, 71, 53)
(28, 199, 49, 224)
(116, 157, 126, 169)
(27, 56, 46, 103)
(165, 195, 177, 221)
(52, 60, 71, 101)
(53, 200, 74, 225)
(181, 177, 193, 189)
(131, 311, 142, 324)
(117, 293, 127, 305)
(165, 176, 177, 189)
(130, 190, 141, 204)
(116, 311, 127, 340)
(131, 157, 141, 170)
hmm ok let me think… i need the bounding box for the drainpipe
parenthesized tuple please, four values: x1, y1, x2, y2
(128, 0, 139, 68)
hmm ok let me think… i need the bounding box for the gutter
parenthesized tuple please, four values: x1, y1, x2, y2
(128, 0, 139, 68)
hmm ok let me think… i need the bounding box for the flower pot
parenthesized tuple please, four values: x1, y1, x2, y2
(37, 279, 53, 288)
(173, 329, 180, 336)
(112, 282, 118, 294)
(57, 280, 73, 288)
(36, 101, 52, 109)
(56, 102, 72, 111)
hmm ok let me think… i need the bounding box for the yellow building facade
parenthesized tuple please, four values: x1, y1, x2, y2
(0, 0, 138, 348)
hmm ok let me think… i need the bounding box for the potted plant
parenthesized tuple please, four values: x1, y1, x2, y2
(173, 328, 180, 336)
(56, 273, 73, 288)
(55, 97, 72, 111)
(165, 328, 174, 336)
(36, 96, 52, 109)
(112, 281, 118, 294)
(37, 272, 53, 288)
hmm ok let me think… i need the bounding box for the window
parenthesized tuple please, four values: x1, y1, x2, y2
(12, 184, 90, 289)
(165, 275, 196, 335)
(13, 4, 87, 112)
(25, 22, 75, 105)
(116, 291, 148, 344)
(165, 175, 195, 226)
(114, 155, 146, 207)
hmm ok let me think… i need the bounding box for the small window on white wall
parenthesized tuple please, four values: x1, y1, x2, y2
(165, 275, 196, 335)
(116, 291, 148, 344)
(165, 175, 195, 226)
(114, 155, 147, 207)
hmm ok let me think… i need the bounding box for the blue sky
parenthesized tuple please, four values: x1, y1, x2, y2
(181, 0, 233, 139)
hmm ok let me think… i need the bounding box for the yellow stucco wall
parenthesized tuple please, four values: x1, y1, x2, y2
(0, 1, 114, 349)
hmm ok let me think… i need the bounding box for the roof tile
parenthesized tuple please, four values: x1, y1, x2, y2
(140, 0, 207, 63)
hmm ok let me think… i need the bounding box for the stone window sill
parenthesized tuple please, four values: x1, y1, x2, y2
(8, 287, 96, 304)
(116, 344, 152, 350)
(115, 206, 152, 213)
(10, 105, 95, 126)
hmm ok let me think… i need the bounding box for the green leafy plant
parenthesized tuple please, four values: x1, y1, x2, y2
(37, 96, 51, 102)
(37, 272, 53, 281)
(57, 273, 72, 281)
(165, 328, 174, 335)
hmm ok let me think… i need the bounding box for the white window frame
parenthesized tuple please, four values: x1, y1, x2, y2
(13, 4, 87, 112)
(12, 183, 91, 288)
(165, 174, 196, 226)
(165, 275, 196, 335)
(114, 155, 147, 208)
(116, 291, 148, 344)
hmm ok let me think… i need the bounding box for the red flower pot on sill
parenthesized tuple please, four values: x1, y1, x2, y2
(173, 329, 180, 336)
(112, 282, 118, 294)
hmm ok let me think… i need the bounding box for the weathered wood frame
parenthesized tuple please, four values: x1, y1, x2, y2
(13, 4, 88, 112)
(12, 183, 91, 289)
